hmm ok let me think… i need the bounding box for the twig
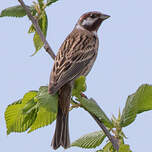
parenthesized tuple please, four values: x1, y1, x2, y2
(81, 93, 119, 151)
(18, 0, 56, 60)
(90, 113, 119, 151)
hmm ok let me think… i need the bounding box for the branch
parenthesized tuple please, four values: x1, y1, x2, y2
(18, 0, 56, 60)
(80, 93, 119, 151)
(90, 113, 119, 151)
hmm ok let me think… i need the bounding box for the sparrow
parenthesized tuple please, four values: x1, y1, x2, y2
(48, 11, 110, 149)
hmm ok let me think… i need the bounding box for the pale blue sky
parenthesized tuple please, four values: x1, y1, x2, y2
(0, 0, 152, 152)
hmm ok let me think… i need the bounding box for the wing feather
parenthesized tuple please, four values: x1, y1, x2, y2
(48, 29, 98, 94)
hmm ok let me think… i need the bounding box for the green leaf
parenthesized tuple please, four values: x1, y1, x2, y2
(38, 0, 44, 8)
(0, 5, 26, 17)
(33, 32, 43, 55)
(72, 76, 87, 97)
(5, 91, 38, 134)
(46, 0, 59, 6)
(120, 84, 152, 127)
(102, 142, 114, 152)
(22, 108, 37, 126)
(5, 86, 58, 134)
(28, 24, 35, 33)
(22, 99, 37, 114)
(38, 0, 44, 3)
(28, 107, 56, 133)
(71, 130, 106, 149)
(120, 94, 137, 127)
(27, 86, 57, 132)
(119, 144, 132, 152)
(79, 97, 113, 128)
(22, 91, 38, 104)
(0, 5, 35, 18)
(136, 84, 152, 113)
(32, 12, 48, 55)
(36, 86, 58, 113)
(38, 0, 44, 2)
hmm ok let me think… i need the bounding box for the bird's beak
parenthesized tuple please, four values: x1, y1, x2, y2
(100, 14, 110, 20)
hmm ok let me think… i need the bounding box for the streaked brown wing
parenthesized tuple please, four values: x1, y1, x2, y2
(49, 49, 96, 94)
(59, 51, 95, 82)
(49, 29, 97, 94)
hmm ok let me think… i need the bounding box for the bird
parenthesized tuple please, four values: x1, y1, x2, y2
(48, 11, 110, 150)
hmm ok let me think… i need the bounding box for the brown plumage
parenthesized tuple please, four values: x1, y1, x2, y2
(48, 11, 110, 149)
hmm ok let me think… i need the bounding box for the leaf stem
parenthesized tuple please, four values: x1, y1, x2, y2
(18, 0, 56, 60)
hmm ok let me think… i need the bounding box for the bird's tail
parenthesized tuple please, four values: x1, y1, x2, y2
(51, 83, 71, 150)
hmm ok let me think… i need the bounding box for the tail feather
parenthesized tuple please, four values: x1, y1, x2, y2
(51, 83, 71, 149)
(51, 107, 70, 149)
(61, 114, 70, 147)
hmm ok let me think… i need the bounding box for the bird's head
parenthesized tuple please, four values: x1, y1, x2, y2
(76, 11, 110, 32)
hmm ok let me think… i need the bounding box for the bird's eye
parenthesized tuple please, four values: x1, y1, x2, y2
(90, 14, 96, 18)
